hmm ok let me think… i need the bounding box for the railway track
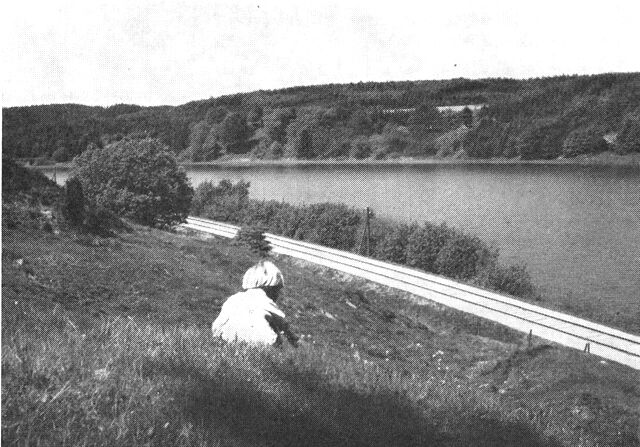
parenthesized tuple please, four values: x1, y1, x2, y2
(184, 216, 640, 370)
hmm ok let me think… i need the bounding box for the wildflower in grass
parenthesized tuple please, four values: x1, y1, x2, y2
(211, 260, 299, 347)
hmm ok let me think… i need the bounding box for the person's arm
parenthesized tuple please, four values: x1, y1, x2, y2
(265, 312, 299, 347)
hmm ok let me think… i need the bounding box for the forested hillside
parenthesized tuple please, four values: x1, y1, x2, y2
(3, 73, 640, 162)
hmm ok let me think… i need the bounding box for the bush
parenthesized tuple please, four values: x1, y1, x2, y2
(241, 200, 286, 228)
(434, 234, 493, 280)
(373, 222, 417, 265)
(405, 223, 454, 273)
(71, 139, 194, 227)
(189, 179, 539, 300)
(191, 181, 362, 251)
(481, 264, 539, 301)
(62, 177, 85, 226)
(270, 202, 307, 238)
(295, 203, 362, 250)
(234, 226, 271, 255)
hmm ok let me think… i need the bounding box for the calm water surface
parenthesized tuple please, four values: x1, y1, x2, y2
(46, 164, 640, 310)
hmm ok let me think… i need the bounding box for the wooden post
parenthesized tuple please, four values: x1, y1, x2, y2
(365, 207, 371, 256)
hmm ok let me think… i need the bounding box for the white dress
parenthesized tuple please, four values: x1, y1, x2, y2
(211, 288, 287, 345)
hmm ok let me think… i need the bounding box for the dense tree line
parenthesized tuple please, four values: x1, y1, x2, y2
(3, 73, 639, 162)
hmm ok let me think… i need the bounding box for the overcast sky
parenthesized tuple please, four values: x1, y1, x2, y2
(2, 0, 639, 107)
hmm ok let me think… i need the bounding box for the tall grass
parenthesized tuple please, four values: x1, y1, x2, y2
(2, 308, 559, 447)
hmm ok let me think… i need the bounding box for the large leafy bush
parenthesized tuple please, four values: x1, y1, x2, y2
(71, 138, 193, 227)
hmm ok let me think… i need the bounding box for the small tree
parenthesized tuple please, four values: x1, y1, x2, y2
(62, 177, 85, 226)
(235, 226, 271, 256)
(71, 138, 194, 227)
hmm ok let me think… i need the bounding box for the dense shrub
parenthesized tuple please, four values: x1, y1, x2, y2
(72, 139, 194, 227)
(434, 234, 494, 280)
(195, 182, 362, 251)
(295, 203, 362, 250)
(270, 202, 307, 238)
(480, 264, 539, 301)
(373, 222, 417, 265)
(405, 223, 454, 273)
(192, 180, 538, 300)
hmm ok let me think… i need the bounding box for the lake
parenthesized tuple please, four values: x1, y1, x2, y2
(44, 163, 640, 319)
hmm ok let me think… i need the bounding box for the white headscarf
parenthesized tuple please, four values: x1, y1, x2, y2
(242, 260, 284, 290)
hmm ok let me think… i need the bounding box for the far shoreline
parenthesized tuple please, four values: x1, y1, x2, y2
(30, 152, 640, 170)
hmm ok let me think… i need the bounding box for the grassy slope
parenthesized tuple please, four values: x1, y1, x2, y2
(2, 216, 639, 446)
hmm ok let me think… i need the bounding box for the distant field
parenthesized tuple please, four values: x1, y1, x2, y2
(2, 208, 639, 446)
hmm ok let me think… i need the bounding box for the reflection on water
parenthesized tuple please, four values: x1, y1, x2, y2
(42, 164, 640, 309)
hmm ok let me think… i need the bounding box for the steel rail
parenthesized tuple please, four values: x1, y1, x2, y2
(183, 216, 640, 369)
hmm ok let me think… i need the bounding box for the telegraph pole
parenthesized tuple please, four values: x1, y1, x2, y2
(365, 207, 371, 256)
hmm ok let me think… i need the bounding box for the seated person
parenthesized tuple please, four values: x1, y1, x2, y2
(212, 260, 298, 347)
